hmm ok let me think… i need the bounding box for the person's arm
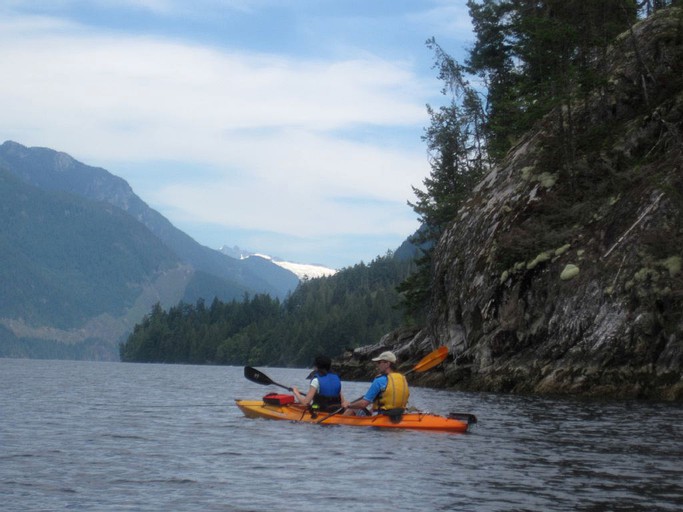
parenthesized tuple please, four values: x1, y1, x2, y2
(293, 379, 318, 406)
(292, 386, 305, 403)
(302, 385, 316, 406)
(343, 377, 383, 409)
(344, 397, 371, 410)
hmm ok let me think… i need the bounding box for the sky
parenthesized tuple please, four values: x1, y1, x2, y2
(0, 0, 473, 269)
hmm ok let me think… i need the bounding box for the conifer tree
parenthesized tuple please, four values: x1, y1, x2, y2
(401, 38, 488, 318)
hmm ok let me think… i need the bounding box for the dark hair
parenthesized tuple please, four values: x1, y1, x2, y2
(314, 355, 332, 372)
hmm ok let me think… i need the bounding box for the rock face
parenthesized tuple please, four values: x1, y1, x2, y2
(340, 9, 683, 400)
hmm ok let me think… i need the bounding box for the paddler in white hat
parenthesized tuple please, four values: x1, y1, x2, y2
(342, 351, 410, 416)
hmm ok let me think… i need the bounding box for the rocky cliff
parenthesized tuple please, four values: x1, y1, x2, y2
(339, 9, 683, 401)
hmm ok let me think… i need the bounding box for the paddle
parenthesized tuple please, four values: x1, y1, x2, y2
(317, 345, 450, 424)
(404, 345, 449, 375)
(244, 366, 294, 392)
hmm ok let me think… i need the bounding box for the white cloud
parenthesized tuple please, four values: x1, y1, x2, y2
(0, 9, 437, 265)
(149, 127, 425, 236)
(0, 14, 428, 151)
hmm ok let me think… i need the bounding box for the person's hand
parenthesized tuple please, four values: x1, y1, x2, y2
(342, 400, 350, 408)
(292, 386, 299, 394)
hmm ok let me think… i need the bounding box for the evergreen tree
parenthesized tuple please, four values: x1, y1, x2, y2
(466, 0, 638, 163)
(119, 254, 412, 366)
(401, 38, 488, 318)
(466, 0, 519, 158)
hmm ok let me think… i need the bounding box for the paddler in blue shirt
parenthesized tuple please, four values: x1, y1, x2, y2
(292, 355, 345, 412)
(341, 350, 410, 416)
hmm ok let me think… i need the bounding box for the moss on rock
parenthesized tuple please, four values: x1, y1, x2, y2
(560, 264, 580, 281)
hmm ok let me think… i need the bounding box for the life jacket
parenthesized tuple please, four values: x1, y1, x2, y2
(374, 372, 409, 411)
(312, 372, 342, 411)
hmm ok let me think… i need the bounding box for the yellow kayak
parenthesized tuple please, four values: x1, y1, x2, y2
(235, 399, 476, 433)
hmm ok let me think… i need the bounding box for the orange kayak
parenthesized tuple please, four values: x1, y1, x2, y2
(235, 399, 476, 433)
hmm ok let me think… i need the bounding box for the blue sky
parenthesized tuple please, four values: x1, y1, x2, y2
(0, 0, 473, 269)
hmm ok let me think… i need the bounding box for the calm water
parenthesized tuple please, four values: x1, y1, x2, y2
(1, 359, 682, 511)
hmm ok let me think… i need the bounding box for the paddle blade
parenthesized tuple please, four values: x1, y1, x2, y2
(244, 366, 292, 391)
(244, 366, 274, 386)
(412, 346, 449, 373)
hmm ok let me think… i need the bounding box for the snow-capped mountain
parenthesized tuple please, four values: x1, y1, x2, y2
(219, 245, 337, 280)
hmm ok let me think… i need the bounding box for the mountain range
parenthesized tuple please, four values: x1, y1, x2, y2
(218, 245, 337, 280)
(0, 140, 313, 360)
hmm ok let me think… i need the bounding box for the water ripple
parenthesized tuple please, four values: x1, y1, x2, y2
(1, 359, 682, 512)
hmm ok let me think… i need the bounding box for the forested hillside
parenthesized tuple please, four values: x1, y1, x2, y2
(0, 141, 300, 360)
(352, 2, 683, 400)
(1, 168, 180, 327)
(121, 2, 682, 393)
(119, 253, 415, 366)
